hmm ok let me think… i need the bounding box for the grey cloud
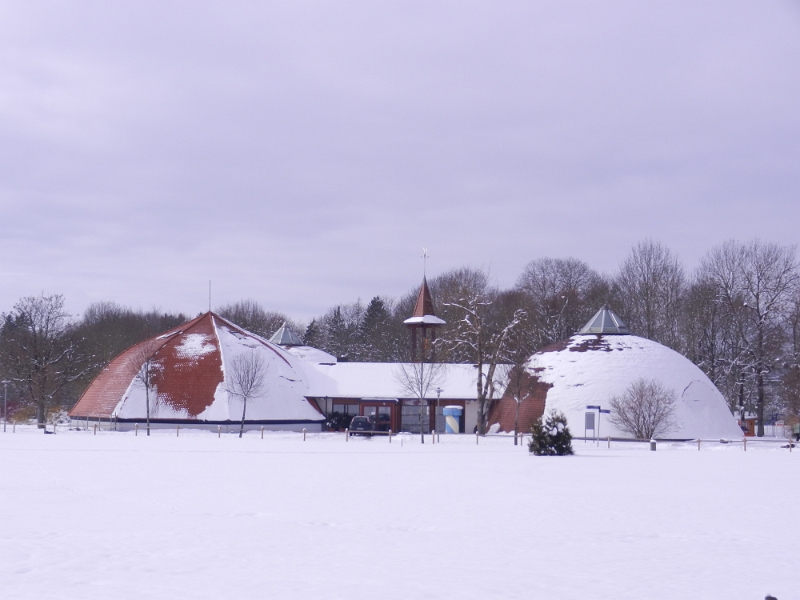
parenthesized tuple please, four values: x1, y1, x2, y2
(0, 1, 798, 319)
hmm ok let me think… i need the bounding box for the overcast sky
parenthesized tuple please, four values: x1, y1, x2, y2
(1, 1, 798, 321)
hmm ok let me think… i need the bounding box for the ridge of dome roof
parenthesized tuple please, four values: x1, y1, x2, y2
(578, 305, 631, 335)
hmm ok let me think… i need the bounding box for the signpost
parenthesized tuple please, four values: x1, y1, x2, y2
(586, 405, 611, 446)
(584, 411, 595, 442)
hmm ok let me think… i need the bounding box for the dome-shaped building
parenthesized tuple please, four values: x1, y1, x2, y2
(69, 312, 325, 430)
(489, 306, 743, 440)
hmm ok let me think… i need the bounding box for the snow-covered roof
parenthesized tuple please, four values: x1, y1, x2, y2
(403, 277, 445, 327)
(285, 345, 337, 364)
(304, 362, 503, 401)
(269, 323, 304, 346)
(530, 334, 741, 439)
(70, 313, 324, 423)
(578, 305, 631, 335)
(403, 315, 446, 326)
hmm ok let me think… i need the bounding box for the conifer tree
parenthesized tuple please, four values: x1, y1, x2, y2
(303, 319, 321, 347)
(529, 411, 573, 456)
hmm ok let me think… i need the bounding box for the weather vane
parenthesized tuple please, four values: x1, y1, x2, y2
(422, 247, 429, 276)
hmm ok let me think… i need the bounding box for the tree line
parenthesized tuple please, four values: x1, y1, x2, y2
(1, 238, 798, 435)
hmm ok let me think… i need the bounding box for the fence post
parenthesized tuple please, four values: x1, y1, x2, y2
(607, 436, 610, 449)
(54, 423, 57, 435)
(476, 431, 479, 445)
(698, 439, 701, 451)
(177, 426, 180, 437)
(135, 423, 138, 436)
(218, 425, 221, 438)
(345, 428, 349, 442)
(93, 423, 97, 435)
(303, 428, 306, 441)
(261, 426, 264, 439)
(389, 429, 392, 443)
(743, 436, 747, 451)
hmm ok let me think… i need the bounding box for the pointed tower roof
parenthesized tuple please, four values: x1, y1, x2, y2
(404, 277, 446, 327)
(578, 305, 631, 335)
(269, 322, 303, 346)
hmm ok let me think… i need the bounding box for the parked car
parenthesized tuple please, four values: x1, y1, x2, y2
(349, 415, 374, 436)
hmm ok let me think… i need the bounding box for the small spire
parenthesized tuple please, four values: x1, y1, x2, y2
(404, 277, 445, 326)
(578, 305, 631, 335)
(269, 322, 303, 346)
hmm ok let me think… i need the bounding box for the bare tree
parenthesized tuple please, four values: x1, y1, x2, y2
(128, 339, 160, 436)
(78, 302, 187, 367)
(608, 378, 677, 440)
(443, 286, 526, 435)
(615, 240, 685, 348)
(777, 291, 800, 427)
(217, 300, 298, 340)
(516, 257, 610, 348)
(226, 350, 267, 438)
(395, 360, 445, 442)
(0, 294, 90, 429)
(700, 240, 799, 436)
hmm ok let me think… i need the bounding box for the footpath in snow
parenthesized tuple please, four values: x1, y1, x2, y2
(1, 426, 797, 600)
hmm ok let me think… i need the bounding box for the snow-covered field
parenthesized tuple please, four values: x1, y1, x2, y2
(1, 426, 797, 600)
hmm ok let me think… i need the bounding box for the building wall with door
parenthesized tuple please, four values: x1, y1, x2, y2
(303, 362, 491, 433)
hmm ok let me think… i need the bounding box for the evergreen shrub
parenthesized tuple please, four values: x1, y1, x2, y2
(529, 410, 574, 456)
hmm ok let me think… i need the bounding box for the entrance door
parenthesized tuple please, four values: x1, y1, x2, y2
(362, 404, 394, 431)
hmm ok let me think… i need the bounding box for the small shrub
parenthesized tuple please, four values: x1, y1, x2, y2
(325, 411, 352, 431)
(608, 378, 676, 440)
(529, 410, 573, 456)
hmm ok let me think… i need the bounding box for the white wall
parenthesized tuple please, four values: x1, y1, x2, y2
(464, 401, 478, 435)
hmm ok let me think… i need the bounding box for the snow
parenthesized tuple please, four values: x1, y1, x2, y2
(533, 335, 743, 440)
(285, 345, 337, 364)
(174, 333, 216, 360)
(98, 316, 325, 424)
(2, 426, 796, 600)
(307, 362, 491, 400)
(403, 315, 447, 325)
(199, 322, 323, 422)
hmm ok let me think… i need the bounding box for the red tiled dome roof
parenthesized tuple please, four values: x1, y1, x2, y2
(69, 312, 323, 424)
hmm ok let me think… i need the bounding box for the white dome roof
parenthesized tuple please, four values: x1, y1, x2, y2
(531, 334, 742, 440)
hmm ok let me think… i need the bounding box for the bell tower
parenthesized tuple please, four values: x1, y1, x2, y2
(403, 276, 445, 361)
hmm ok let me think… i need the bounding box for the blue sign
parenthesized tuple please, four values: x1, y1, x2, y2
(586, 405, 600, 410)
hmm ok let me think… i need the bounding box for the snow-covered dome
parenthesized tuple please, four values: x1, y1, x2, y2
(490, 306, 743, 440)
(70, 312, 324, 426)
